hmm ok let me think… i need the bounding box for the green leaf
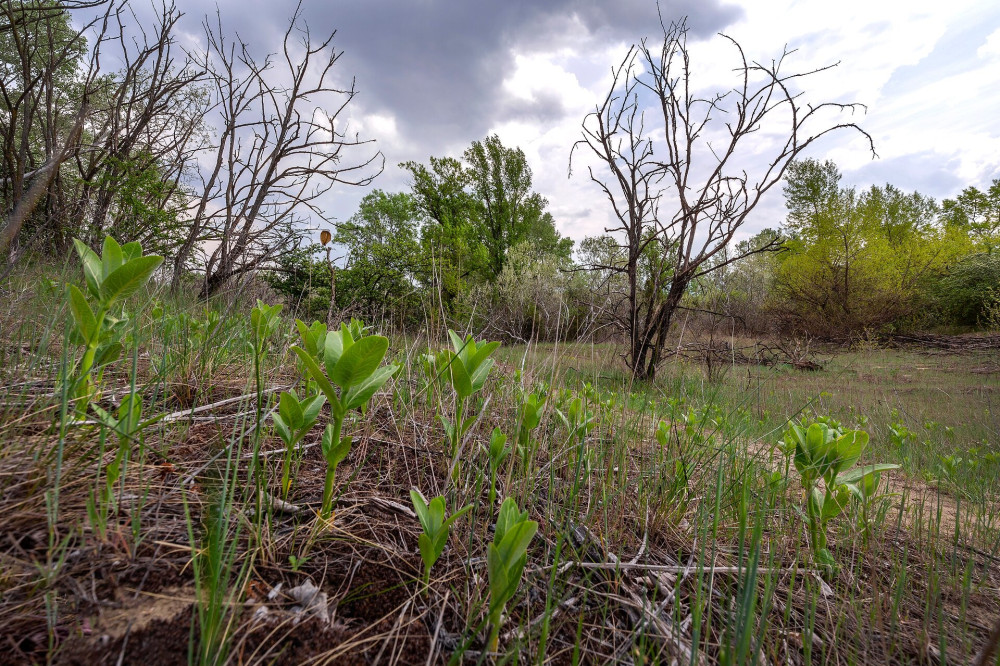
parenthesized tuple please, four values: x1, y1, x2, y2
(418, 533, 436, 569)
(73, 238, 102, 298)
(279, 391, 304, 428)
(331, 335, 389, 389)
(322, 429, 352, 467)
(102, 236, 124, 279)
(449, 357, 473, 399)
(831, 430, 869, 476)
(470, 358, 495, 392)
(442, 503, 473, 530)
(427, 496, 445, 533)
(448, 329, 467, 356)
(495, 518, 537, 569)
(272, 412, 293, 444)
(486, 544, 509, 603)
(300, 393, 326, 425)
(470, 340, 500, 371)
(100, 256, 164, 306)
(94, 342, 122, 368)
(291, 346, 340, 413)
(343, 364, 397, 411)
(837, 463, 899, 485)
(67, 284, 96, 342)
(410, 490, 430, 531)
(121, 241, 143, 262)
(324, 329, 346, 377)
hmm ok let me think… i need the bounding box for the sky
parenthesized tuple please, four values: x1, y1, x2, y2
(141, 0, 1000, 246)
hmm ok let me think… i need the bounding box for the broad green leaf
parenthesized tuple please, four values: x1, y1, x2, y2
(301, 393, 326, 424)
(74, 238, 102, 298)
(837, 463, 899, 485)
(279, 391, 304, 427)
(470, 358, 495, 392)
(324, 330, 346, 377)
(67, 284, 96, 342)
(410, 490, 430, 531)
(831, 430, 869, 476)
(496, 518, 537, 568)
(486, 544, 509, 602)
(121, 241, 143, 262)
(326, 434, 352, 467)
(343, 364, 397, 411)
(291, 346, 341, 413)
(102, 236, 124, 279)
(448, 329, 467, 356)
(449, 357, 473, 399)
(100, 256, 164, 306)
(427, 496, 445, 531)
(94, 342, 122, 368)
(822, 485, 850, 521)
(331, 335, 388, 389)
(418, 534, 435, 568)
(470, 340, 500, 371)
(272, 412, 292, 443)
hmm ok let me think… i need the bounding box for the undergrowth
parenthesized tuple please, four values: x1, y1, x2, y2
(0, 245, 998, 665)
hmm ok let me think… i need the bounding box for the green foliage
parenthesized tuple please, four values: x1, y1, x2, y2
(515, 390, 546, 468)
(272, 390, 325, 498)
(486, 498, 538, 653)
(249, 301, 283, 355)
(556, 396, 596, 445)
(940, 178, 1000, 250)
(87, 393, 155, 537)
(926, 252, 1000, 327)
(409, 490, 472, 589)
(265, 245, 333, 321)
(66, 237, 163, 414)
(464, 134, 572, 277)
(439, 330, 499, 478)
(775, 159, 964, 335)
(486, 427, 511, 506)
(291, 321, 399, 519)
(334, 190, 424, 323)
(781, 419, 898, 577)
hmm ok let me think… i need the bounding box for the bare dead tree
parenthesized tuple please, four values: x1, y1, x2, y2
(572, 17, 874, 380)
(172, 5, 383, 297)
(67, 1, 209, 251)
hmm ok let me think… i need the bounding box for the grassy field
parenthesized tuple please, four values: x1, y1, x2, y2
(1, 268, 998, 664)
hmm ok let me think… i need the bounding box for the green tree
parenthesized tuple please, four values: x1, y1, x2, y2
(941, 179, 1000, 250)
(775, 159, 955, 335)
(335, 190, 424, 323)
(401, 156, 484, 310)
(464, 134, 572, 276)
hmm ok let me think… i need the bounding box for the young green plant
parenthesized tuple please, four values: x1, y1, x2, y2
(486, 497, 537, 653)
(291, 321, 398, 520)
(87, 394, 152, 537)
(515, 390, 546, 471)
(66, 237, 163, 415)
(409, 490, 472, 592)
(782, 420, 898, 577)
(441, 330, 499, 479)
(486, 427, 510, 507)
(271, 390, 326, 499)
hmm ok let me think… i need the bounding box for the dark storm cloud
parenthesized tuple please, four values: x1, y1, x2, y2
(175, 0, 742, 150)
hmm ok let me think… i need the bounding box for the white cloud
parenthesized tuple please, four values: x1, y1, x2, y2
(978, 27, 1000, 59)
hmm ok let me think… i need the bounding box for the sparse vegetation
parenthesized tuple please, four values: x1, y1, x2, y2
(1, 1, 999, 664)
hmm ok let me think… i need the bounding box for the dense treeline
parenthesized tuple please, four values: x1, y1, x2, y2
(3, 1, 998, 348)
(273, 157, 1000, 341)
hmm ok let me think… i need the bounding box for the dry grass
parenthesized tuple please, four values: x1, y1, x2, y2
(0, 289, 998, 664)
